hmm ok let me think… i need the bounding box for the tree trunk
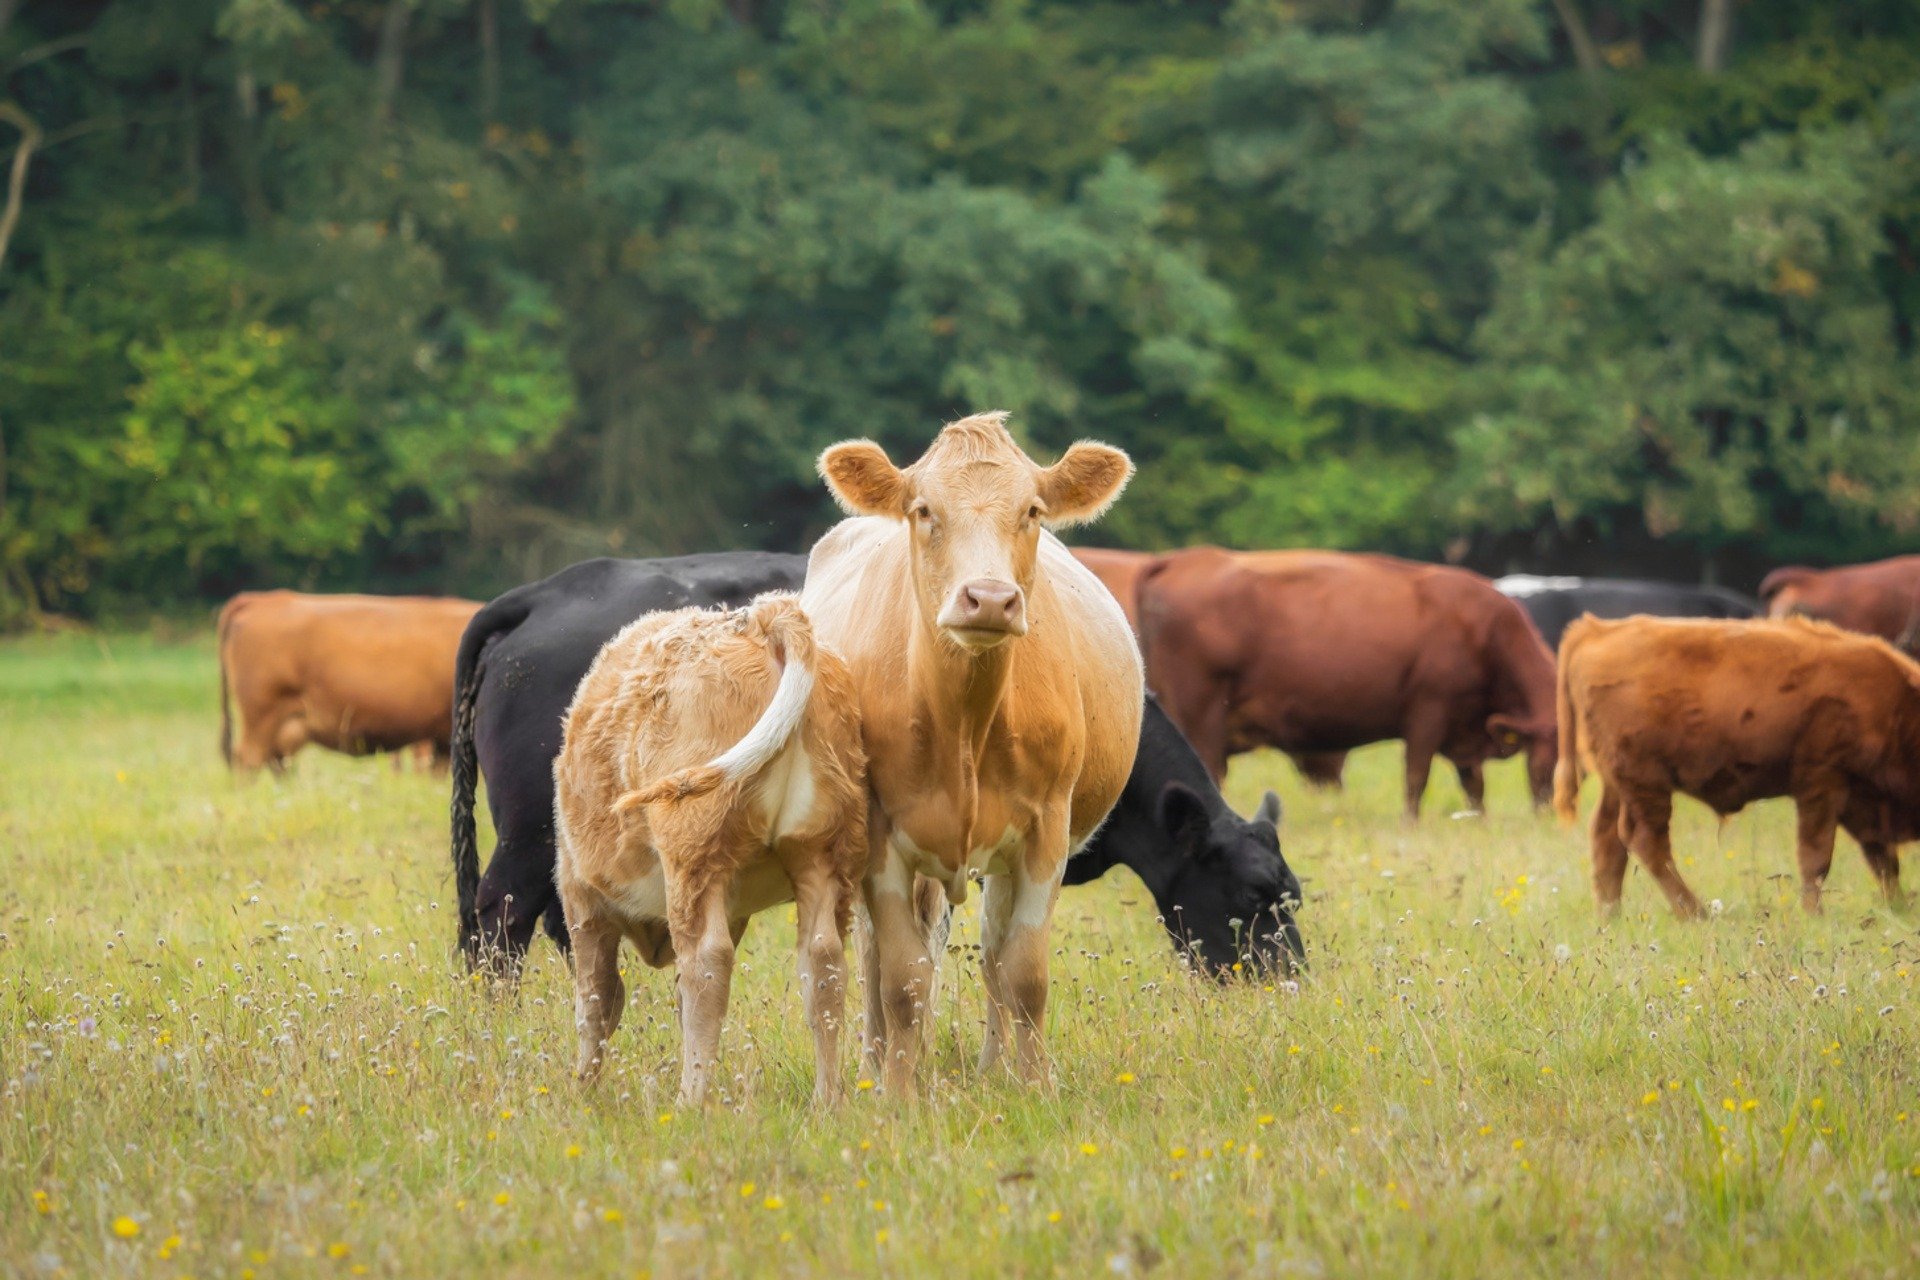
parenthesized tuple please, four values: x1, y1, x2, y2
(181, 72, 200, 202)
(374, 0, 413, 124)
(726, 0, 753, 29)
(0, 101, 40, 275)
(233, 63, 267, 224)
(1548, 0, 1603, 79)
(478, 0, 499, 125)
(1697, 0, 1734, 74)
(0, 0, 21, 42)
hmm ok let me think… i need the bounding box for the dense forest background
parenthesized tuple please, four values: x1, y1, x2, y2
(3, 0, 1920, 622)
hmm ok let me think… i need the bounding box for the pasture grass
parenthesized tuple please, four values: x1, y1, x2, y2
(3, 631, 1917, 1279)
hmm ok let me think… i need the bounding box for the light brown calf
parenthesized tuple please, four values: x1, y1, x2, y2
(553, 594, 867, 1106)
(1555, 615, 1918, 917)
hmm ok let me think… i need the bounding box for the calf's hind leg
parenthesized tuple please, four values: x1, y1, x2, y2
(1588, 785, 1630, 914)
(669, 879, 737, 1106)
(1792, 792, 1842, 914)
(565, 912, 625, 1085)
(788, 857, 850, 1107)
(1622, 792, 1704, 920)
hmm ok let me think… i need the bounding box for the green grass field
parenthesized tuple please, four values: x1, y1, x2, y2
(3, 633, 1916, 1278)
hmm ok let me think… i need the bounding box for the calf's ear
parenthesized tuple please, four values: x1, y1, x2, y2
(819, 440, 906, 517)
(1037, 442, 1133, 528)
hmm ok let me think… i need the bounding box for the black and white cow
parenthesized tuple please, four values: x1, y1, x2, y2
(451, 553, 1303, 978)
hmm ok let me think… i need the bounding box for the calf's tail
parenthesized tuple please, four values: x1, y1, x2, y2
(616, 594, 819, 813)
(1551, 622, 1585, 825)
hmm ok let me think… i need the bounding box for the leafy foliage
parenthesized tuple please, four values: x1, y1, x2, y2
(2, 1, 1919, 620)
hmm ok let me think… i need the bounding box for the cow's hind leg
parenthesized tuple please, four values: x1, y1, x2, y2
(669, 878, 736, 1106)
(1454, 760, 1486, 814)
(1854, 838, 1904, 907)
(1622, 793, 1704, 920)
(566, 911, 624, 1085)
(1400, 705, 1447, 819)
(1589, 785, 1630, 914)
(789, 857, 850, 1108)
(1793, 791, 1843, 914)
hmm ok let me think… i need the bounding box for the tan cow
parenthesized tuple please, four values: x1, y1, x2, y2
(553, 594, 867, 1106)
(802, 412, 1143, 1092)
(1555, 615, 1917, 917)
(217, 591, 481, 773)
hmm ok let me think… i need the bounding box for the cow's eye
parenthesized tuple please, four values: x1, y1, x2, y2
(909, 501, 933, 523)
(1026, 503, 1043, 523)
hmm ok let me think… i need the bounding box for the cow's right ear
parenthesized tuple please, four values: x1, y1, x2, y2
(819, 439, 906, 518)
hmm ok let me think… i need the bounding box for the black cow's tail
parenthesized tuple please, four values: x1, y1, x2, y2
(451, 592, 532, 965)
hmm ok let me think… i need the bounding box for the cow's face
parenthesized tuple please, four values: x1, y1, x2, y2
(1158, 786, 1304, 979)
(820, 414, 1132, 653)
(1488, 713, 1556, 808)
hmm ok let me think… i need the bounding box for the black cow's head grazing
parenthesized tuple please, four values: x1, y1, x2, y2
(1157, 788, 1304, 978)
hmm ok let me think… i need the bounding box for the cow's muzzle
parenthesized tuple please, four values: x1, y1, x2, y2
(938, 578, 1027, 646)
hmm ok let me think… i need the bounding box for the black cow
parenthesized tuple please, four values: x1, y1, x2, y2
(451, 553, 1304, 978)
(1494, 575, 1758, 650)
(1062, 695, 1303, 975)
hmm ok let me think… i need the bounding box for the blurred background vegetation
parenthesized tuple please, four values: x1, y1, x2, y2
(3, 0, 1920, 623)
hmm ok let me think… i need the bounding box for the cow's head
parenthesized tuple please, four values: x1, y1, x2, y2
(820, 413, 1132, 653)
(1158, 787, 1305, 979)
(1487, 712, 1557, 808)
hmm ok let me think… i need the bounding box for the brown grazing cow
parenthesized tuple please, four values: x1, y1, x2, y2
(1138, 548, 1557, 817)
(803, 412, 1143, 1091)
(1555, 616, 1915, 918)
(1072, 546, 1349, 790)
(553, 594, 867, 1105)
(217, 591, 481, 773)
(1760, 555, 1920, 652)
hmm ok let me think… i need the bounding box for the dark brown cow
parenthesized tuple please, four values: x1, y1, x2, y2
(1759, 555, 1920, 652)
(1073, 546, 1350, 791)
(1138, 548, 1556, 816)
(217, 591, 481, 773)
(1555, 615, 1915, 917)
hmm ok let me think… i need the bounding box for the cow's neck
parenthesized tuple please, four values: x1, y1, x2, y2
(906, 614, 1014, 836)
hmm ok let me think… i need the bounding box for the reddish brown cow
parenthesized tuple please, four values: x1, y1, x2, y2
(1072, 546, 1349, 790)
(1555, 616, 1916, 917)
(1138, 548, 1557, 816)
(217, 591, 481, 772)
(1071, 547, 1153, 633)
(1759, 555, 1920, 652)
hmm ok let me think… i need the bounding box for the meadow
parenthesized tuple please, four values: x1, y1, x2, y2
(3, 633, 1916, 1279)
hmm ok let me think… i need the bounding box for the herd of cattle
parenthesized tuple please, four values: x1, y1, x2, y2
(211, 414, 1920, 1100)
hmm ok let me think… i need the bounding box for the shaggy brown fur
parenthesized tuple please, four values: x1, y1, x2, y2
(552, 593, 867, 1106)
(1555, 615, 1918, 917)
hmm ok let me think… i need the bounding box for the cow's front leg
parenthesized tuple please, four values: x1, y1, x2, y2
(863, 842, 933, 1098)
(981, 816, 1067, 1087)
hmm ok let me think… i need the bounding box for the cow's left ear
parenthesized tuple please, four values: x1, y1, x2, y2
(819, 439, 906, 518)
(1036, 442, 1133, 528)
